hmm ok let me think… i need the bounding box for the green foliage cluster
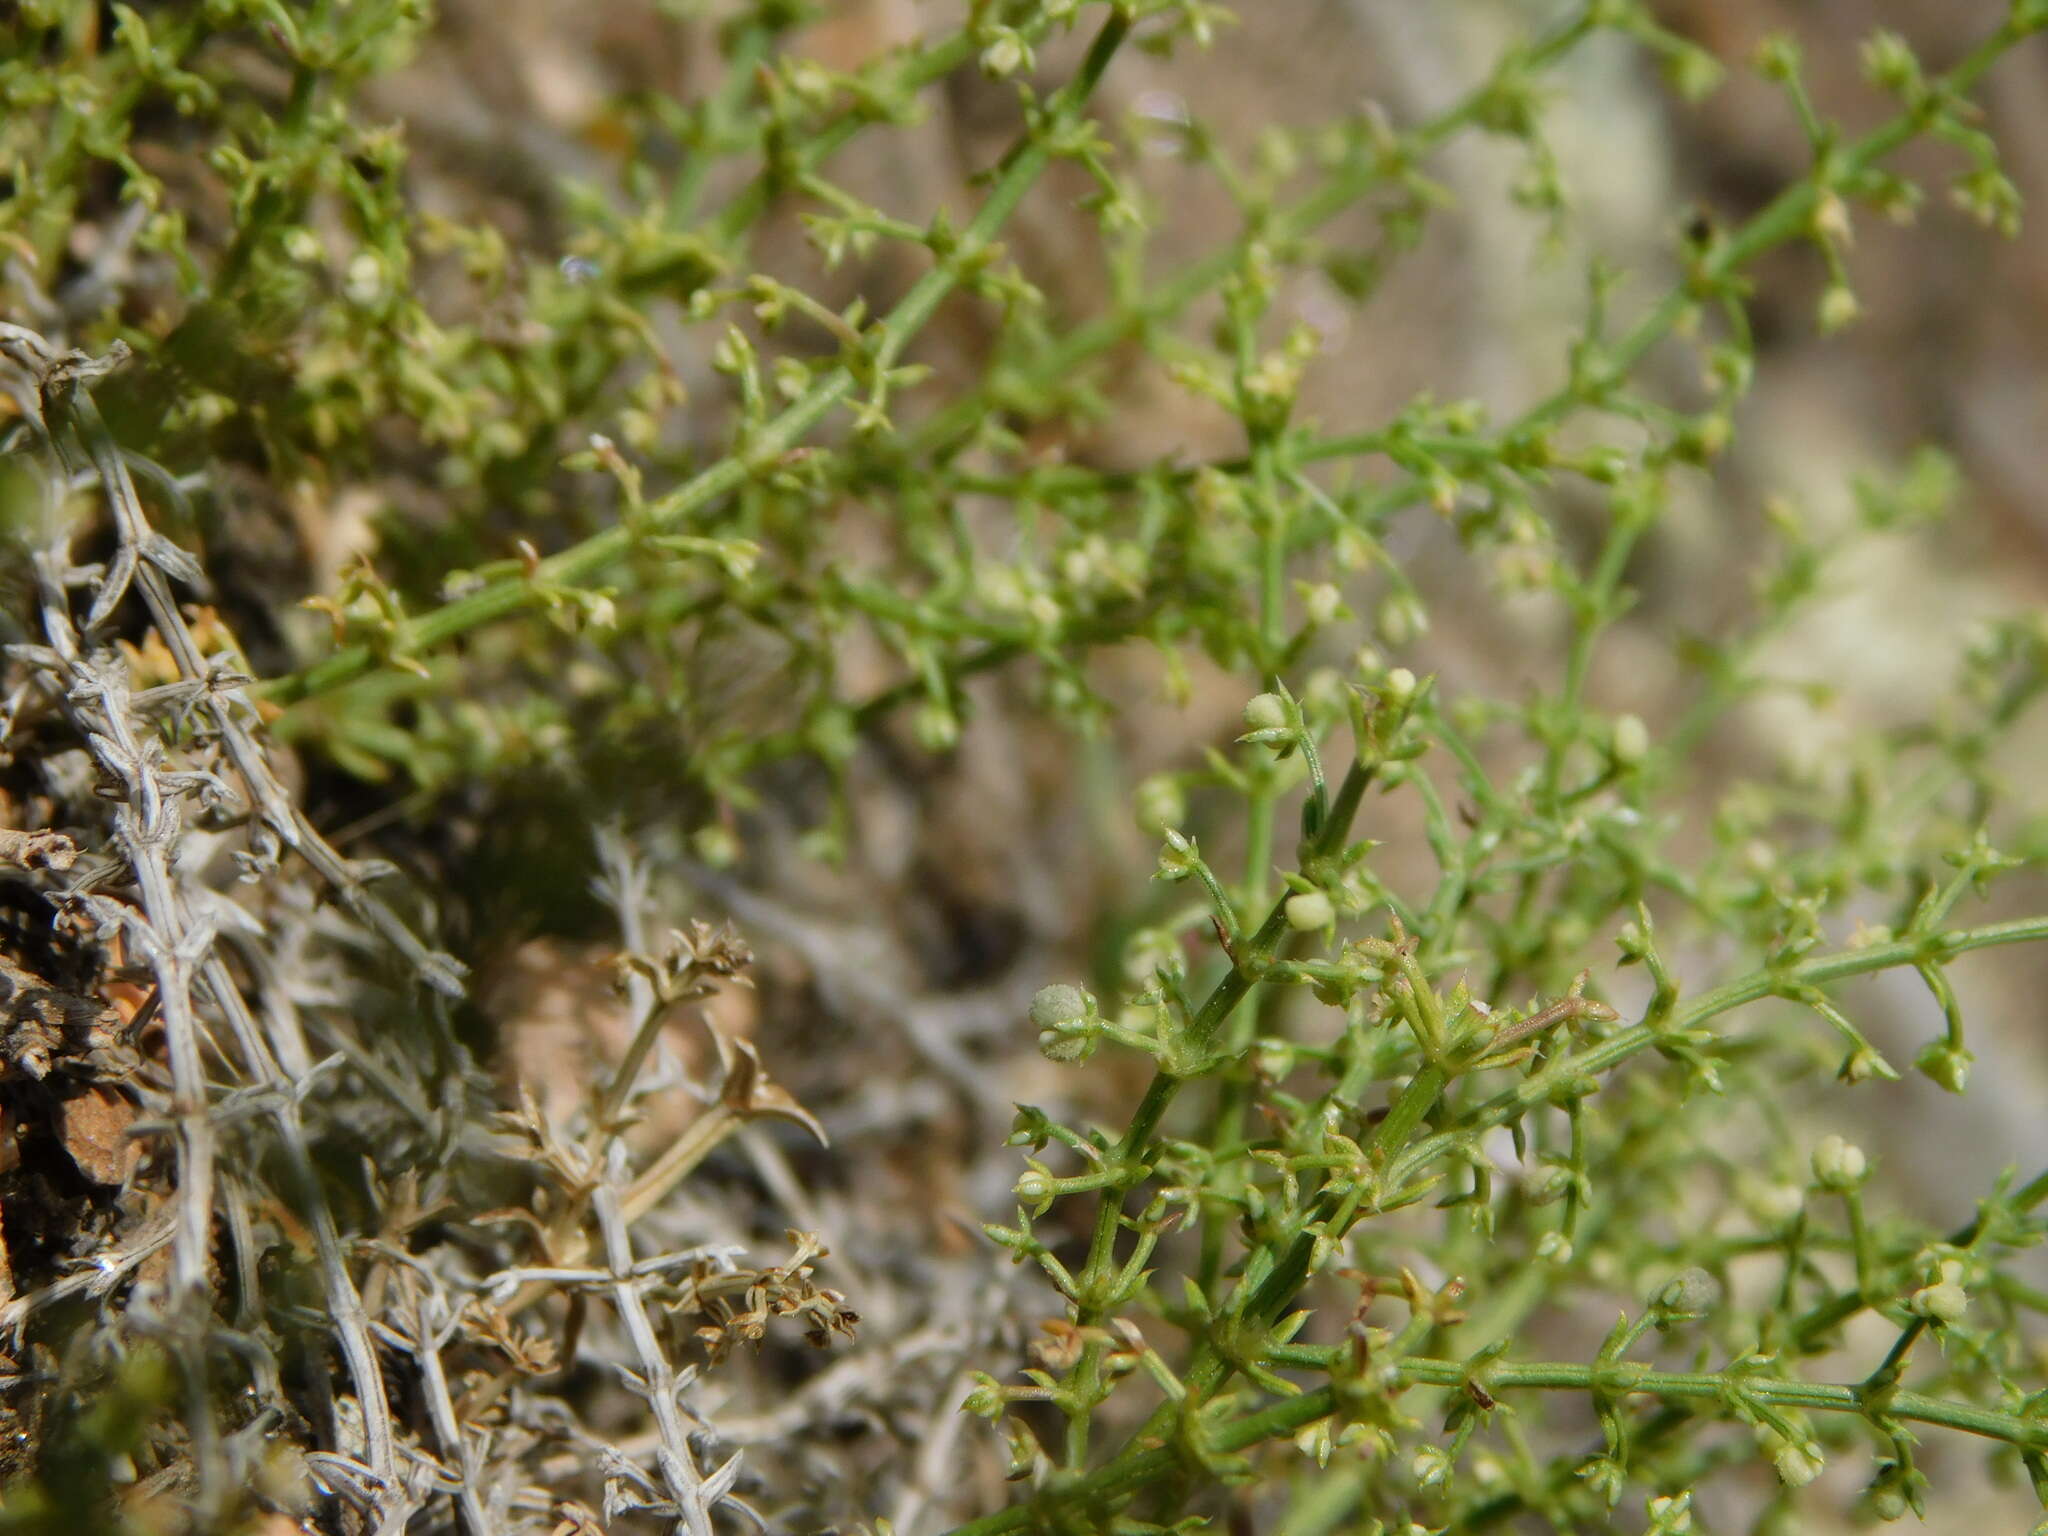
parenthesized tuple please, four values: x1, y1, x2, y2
(6, 1, 2048, 1533)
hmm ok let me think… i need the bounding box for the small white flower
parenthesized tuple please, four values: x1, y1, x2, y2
(1812, 1134, 1868, 1190)
(343, 249, 386, 306)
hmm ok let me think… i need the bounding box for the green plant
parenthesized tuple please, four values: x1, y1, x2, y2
(5, 1, 2048, 1533)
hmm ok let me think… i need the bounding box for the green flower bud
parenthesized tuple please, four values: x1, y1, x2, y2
(962, 1373, 1006, 1419)
(913, 699, 960, 753)
(1156, 827, 1200, 882)
(1910, 1278, 1967, 1324)
(1030, 983, 1097, 1064)
(1285, 890, 1335, 931)
(711, 325, 754, 376)
(1121, 926, 1182, 985)
(978, 30, 1030, 79)
(1755, 34, 1802, 83)
(1252, 1037, 1295, 1079)
(1578, 1457, 1624, 1506)
(1915, 1041, 1973, 1094)
(808, 705, 858, 765)
(1029, 984, 1091, 1032)
(1242, 692, 1289, 732)
(1610, 712, 1650, 768)
(1818, 283, 1860, 334)
(1299, 667, 1345, 712)
(1410, 1445, 1450, 1489)
(1867, 1482, 1909, 1523)
(1037, 1030, 1096, 1065)
(1646, 1491, 1694, 1535)
(1742, 1177, 1805, 1226)
(1864, 1463, 1918, 1523)
(343, 249, 387, 306)
(1654, 1266, 1721, 1319)
(1665, 38, 1724, 101)
(1772, 1440, 1824, 1488)
(1524, 1164, 1573, 1207)
(1376, 590, 1428, 647)
(691, 824, 740, 869)
(1301, 582, 1345, 628)
(1860, 31, 1921, 94)
(1134, 774, 1186, 835)
(1812, 189, 1852, 248)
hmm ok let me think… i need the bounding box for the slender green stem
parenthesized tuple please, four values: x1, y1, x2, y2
(1075, 755, 1380, 1321)
(1788, 1164, 2048, 1347)
(1229, 1061, 1448, 1347)
(940, 1346, 2048, 1536)
(1393, 916, 2048, 1193)
(665, 24, 777, 231)
(904, 7, 1604, 463)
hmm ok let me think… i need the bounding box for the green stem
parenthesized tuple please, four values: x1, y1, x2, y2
(665, 23, 777, 231)
(1227, 1062, 1448, 1349)
(941, 1347, 2048, 1536)
(903, 7, 1603, 463)
(1075, 756, 1380, 1321)
(1392, 916, 2048, 1194)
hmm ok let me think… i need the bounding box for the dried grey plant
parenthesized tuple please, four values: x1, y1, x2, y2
(0, 305, 1004, 1536)
(0, 321, 431, 1524)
